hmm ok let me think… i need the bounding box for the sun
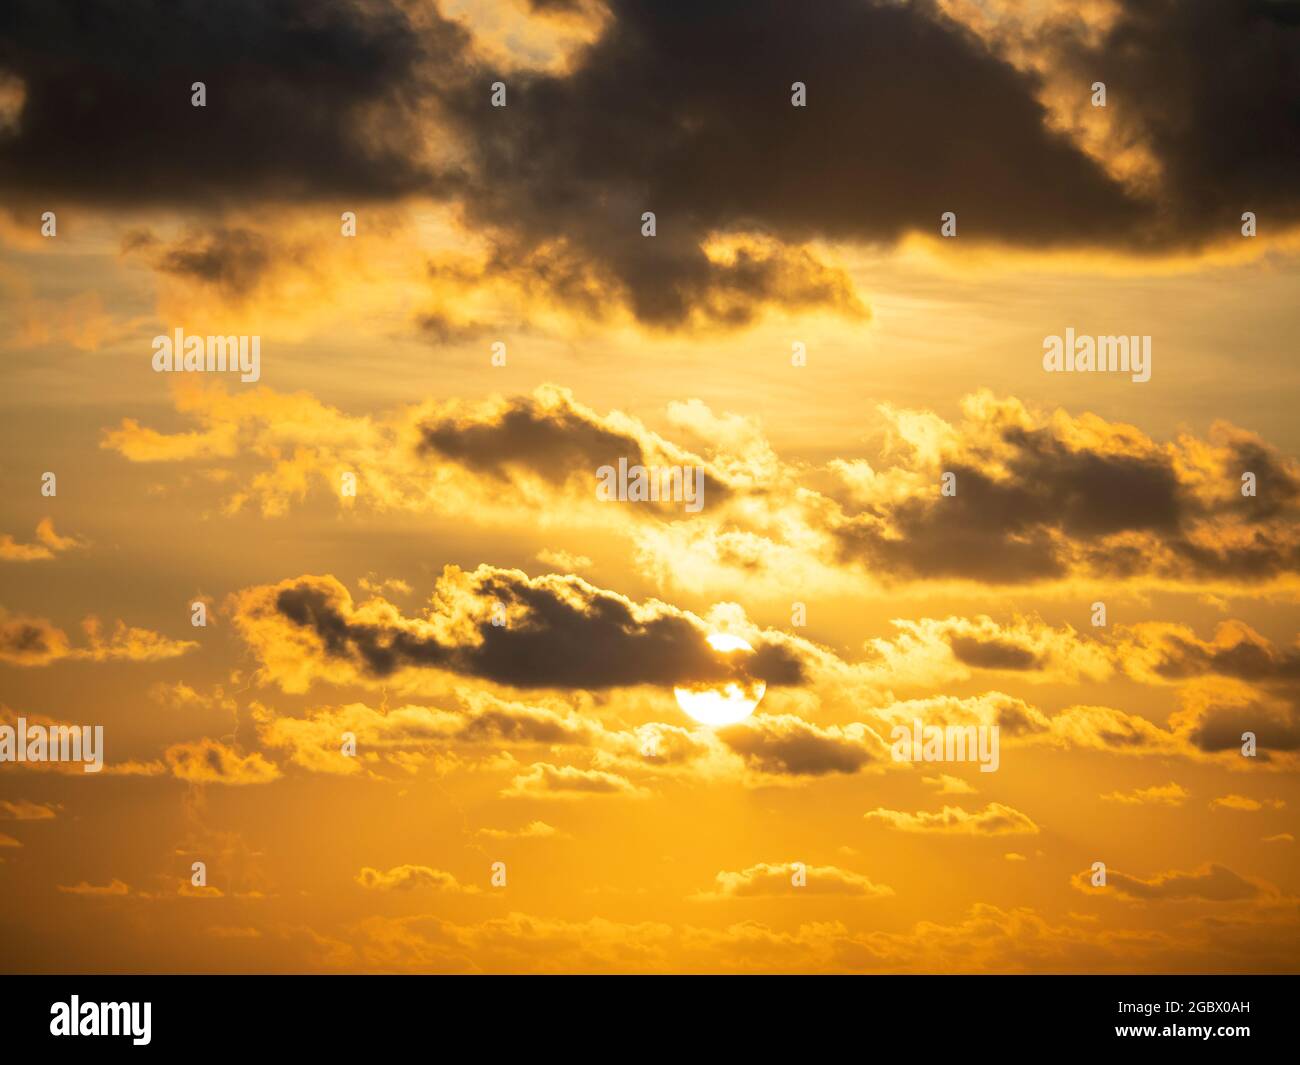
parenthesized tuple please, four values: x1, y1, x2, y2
(673, 632, 766, 726)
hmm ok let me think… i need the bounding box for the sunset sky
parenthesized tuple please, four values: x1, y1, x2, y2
(1, 0, 1298, 973)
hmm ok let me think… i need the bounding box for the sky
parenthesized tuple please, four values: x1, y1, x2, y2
(1, 0, 1298, 973)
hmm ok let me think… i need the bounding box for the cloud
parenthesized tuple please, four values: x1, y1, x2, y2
(1073, 863, 1268, 903)
(178, 882, 224, 899)
(150, 682, 237, 714)
(57, 879, 130, 896)
(103, 759, 168, 778)
(426, 0, 1294, 325)
(847, 678, 1297, 772)
(1045, 703, 1183, 756)
(865, 802, 1040, 835)
(100, 383, 753, 527)
(237, 655, 1300, 789)
(1039, 0, 1300, 241)
(1167, 677, 1300, 759)
(231, 565, 805, 693)
(1209, 794, 1285, 813)
(716, 714, 880, 777)
(0, 518, 85, 562)
(341, 910, 676, 973)
(420, 392, 650, 486)
(0, 799, 57, 820)
(357, 575, 412, 598)
(103, 383, 1300, 596)
(867, 690, 1052, 738)
(535, 548, 592, 571)
(432, 0, 1140, 328)
(593, 720, 722, 776)
(1119, 620, 1300, 685)
(115, 216, 419, 335)
(240, 676, 1262, 794)
(923, 774, 976, 795)
(477, 821, 562, 840)
(0, 0, 456, 208)
(252, 694, 596, 776)
(323, 898, 1284, 973)
(0, 609, 196, 666)
(78, 617, 200, 663)
(0, 611, 70, 665)
(693, 861, 893, 900)
(164, 738, 281, 786)
(355, 865, 476, 893)
(4, 1, 1296, 341)
(122, 226, 280, 301)
(868, 688, 1292, 768)
(832, 392, 1300, 586)
(867, 614, 1114, 685)
(415, 386, 741, 512)
(1100, 783, 1189, 807)
(502, 762, 645, 799)
(5, 0, 1294, 345)
(8, 1, 1291, 351)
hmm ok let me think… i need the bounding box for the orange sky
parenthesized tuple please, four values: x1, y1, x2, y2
(1, 0, 1298, 973)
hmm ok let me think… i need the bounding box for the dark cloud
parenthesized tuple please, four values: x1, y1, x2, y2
(416, 310, 497, 344)
(122, 225, 280, 298)
(416, 391, 734, 507)
(453, 705, 591, 745)
(0, 614, 64, 665)
(1184, 700, 1300, 755)
(838, 486, 1063, 583)
(718, 716, 875, 776)
(418, 396, 648, 485)
(834, 412, 1300, 584)
(253, 568, 806, 690)
(837, 423, 1190, 581)
(1230, 438, 1300, 522)
(1156, 535, 1300, 584)
(525, 0, 589, 14)
(948, 636, 1041, 671)
(434, 0, 1140, 326)
(429, 0, 1297, 323)
(1048, 0, 1300, 241)
(1000, 429, 1187, 534)
(1135, 629, 1300, 684)
(995, 697, 1052, 737)
(3, 1, 1295, 326)
(0, 0, 460, 206)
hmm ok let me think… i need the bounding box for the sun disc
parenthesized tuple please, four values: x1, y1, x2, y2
(674, 633, 765, 725)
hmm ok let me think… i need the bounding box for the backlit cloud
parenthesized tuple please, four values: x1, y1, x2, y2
(865, 802, 1041, 835)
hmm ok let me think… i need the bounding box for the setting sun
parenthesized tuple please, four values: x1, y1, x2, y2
(673, 633, 767, 726)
